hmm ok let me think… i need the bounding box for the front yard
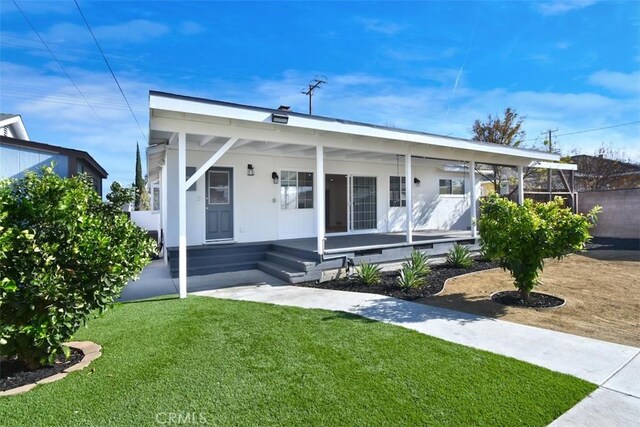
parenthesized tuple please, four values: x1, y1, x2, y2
(0, 296, 595, 426)
(423, 250, 640, 347)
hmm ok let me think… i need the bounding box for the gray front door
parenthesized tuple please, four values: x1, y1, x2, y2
(206, 167, 233, 240)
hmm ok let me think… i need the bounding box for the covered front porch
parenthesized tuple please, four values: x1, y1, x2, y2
(166, 230, 476, 282)
(148, 91, 567, 297)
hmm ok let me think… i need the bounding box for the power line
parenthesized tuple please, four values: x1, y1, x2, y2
(12, 0, 98, 117)
(526, 121, 640, 142)
(73, 0, 147, 142)
(555, 121, 640, 137)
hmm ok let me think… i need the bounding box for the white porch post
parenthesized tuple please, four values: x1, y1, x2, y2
(517, 165, 525, 205)
(178, 131, 187, 299)
(316, 145, 325, 255)
(469, 160, 477, 237)
(405, 153, 413, 243)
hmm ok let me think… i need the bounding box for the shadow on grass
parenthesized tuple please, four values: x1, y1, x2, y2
(119, 294, 180, 304)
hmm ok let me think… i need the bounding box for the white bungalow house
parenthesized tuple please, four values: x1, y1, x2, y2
(146, 91, 571, 298)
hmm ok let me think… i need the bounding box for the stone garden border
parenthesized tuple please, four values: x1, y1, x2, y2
(0, 341, 102, 397)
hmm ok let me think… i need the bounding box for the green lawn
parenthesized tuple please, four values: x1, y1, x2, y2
(0, 296, 594, 426)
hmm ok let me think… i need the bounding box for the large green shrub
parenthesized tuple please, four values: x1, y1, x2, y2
(477, 193, 599, 301)
(0, 168, 156, 367)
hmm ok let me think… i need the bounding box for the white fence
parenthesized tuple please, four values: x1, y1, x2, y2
(130, 210, 161, 234)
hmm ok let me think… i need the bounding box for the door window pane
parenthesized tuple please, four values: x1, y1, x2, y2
(352, 176, 377, 230)
(209, 171, 229, 204)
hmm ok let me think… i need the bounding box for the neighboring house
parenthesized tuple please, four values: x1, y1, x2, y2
(0, 135, 108, 196)
(571, 154, 640, 191)
(0, 114, 30, 140)
(146, 91, 567, 297)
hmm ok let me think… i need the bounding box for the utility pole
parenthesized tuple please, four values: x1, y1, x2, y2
(542, 129, 558, 200)
(542, 128, 558, 153)
(302, 77, 326, 115)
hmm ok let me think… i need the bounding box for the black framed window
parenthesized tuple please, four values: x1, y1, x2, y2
(281, 171, 314, 209)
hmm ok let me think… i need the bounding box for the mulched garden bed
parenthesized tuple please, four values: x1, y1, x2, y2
(491, 291, 565, 309)
(0, 348, 84, 391)
(297, 260, 500, 301)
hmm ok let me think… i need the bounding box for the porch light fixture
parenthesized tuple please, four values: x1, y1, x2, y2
(271, 113, 289, 124)
(247, 164, 255, 176)
(271, 172, 279, 184)
(414, 177, 421, 187)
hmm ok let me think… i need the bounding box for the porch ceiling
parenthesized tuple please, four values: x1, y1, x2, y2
(149, 130, 480, 167)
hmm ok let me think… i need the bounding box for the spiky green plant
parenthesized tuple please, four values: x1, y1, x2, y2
(397, 264, 425, 289)
(355, 261, 382, 286)
(406, 250, 431, 277)
(446, 243, 474, 268)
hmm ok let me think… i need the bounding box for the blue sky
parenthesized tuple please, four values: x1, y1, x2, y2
(1, 0, 639, 189)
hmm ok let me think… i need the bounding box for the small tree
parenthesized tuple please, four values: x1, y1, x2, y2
(471, 108, 526, 194)
(477, 193, 600, 301)
(0, 167, 156, 368)
(134, 143, 150, 210)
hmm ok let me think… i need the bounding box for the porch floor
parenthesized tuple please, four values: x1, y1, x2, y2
(277, 230, 474, 254)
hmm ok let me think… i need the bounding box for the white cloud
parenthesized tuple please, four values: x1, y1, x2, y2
(179, 21, 206, 36)
(356, 18, 405, 35)
(588, 70, 640, 95)
(555, 41, 572, 50)
(0, 60, 157, 189)
(534, 0, 598, 16)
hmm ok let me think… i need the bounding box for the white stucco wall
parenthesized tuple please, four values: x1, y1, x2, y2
(163, 146, 477, 247)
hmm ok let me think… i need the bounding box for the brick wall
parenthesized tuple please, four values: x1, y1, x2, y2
(577, 188, 640, 239)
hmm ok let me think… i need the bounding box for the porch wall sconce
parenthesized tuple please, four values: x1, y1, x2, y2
(271, 113, 289, 124)
(247, 164, 255, 176)
(414, 177, 421, 187)
(271, 172, 279, 184)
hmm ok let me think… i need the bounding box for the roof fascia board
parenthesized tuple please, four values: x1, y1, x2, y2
(150, 93, 559, 162)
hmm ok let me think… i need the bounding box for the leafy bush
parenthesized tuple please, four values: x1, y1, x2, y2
(397, 265, 425, 289)
(446, 243, 473, 268)
(477, 193, 599, 301)
(0, 168, 156, 367)
(355, 262, 382, 286)
(406, 250, 431, 277)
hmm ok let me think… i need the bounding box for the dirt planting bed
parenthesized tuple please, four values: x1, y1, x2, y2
(419, 250, 640, 347)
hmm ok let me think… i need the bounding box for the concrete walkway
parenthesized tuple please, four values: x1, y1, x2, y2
(119, 259, 285, 302)
(194, 284, 640, 426)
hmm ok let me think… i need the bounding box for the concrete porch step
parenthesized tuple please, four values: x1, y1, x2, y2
(265, 251, 317, 272)
(256, 260, 322, 284)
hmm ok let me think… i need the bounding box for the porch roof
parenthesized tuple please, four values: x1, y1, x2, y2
(148, 90, 561, 169)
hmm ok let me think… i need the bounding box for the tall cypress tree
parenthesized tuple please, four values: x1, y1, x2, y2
(134, 143, 142, 208)
(134, 143, 147, 210)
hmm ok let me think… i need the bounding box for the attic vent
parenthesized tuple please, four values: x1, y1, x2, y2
(277, 105, 290, 111)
